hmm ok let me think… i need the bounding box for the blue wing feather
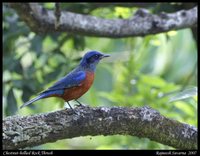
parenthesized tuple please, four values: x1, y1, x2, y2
(41, 71, 86, 93)
(20, 70, 86, 109)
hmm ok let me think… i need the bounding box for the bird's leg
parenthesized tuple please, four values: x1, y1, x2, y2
(66, 101, 73, 110)
(66, 101, 77, 114)
(75, 99, 84, 107)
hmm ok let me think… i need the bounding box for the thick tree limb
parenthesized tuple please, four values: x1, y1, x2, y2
(3, 106, 197, 150)
(8, 3, 197, 38)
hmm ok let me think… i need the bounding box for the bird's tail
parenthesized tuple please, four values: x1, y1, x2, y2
(20, 94, 46, 109)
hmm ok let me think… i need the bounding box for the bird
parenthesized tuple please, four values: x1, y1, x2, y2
(20, 51, 110, 109)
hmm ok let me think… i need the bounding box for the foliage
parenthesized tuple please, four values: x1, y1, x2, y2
(3, 3, 197, 149)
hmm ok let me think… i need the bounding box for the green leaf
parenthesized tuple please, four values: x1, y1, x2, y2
(73, 36, 85, 50)
(30, 35, 42, 55)
(13, 80, 23, 89)
(43, 3, 55, 9)
(140, 75, 167, 88)
(13, 61, 23, 75)
(174, 101, 194, 117)
(5, 88, 18, 116)
(114, 7, 132, 19)
(169, 87, 197, 102)
(46, 69, 62, 82)
(22, 83, 36, 102)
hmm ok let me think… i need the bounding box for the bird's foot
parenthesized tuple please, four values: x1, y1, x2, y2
(74, 100, 87, 107)
(65, 107, 78, 115)
(65, 102, 78, 115)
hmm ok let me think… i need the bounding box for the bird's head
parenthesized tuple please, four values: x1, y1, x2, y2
(79, 51, 110, 71)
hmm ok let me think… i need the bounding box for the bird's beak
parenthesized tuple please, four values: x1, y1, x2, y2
(100, 54, 110, 59)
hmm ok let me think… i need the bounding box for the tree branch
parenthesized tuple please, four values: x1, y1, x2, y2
(54, 3, 61, 30)
(3, 106, 197, 150)
(8, 3, 197, 38)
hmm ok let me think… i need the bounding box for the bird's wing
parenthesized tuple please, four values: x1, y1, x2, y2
(40, 71, 86, 93)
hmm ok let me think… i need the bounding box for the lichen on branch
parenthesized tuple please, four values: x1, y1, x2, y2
(8, 3, 197, 38)
(3, 106, 197, 150)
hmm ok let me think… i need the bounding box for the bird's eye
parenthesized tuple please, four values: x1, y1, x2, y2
(86, 54, 99, 63)
(94, 54, 99, 59)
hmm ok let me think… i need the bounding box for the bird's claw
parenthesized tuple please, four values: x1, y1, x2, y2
(74, 100, 87, 107)
(75, 103, 88, 107)
(64, 107, 78, 115)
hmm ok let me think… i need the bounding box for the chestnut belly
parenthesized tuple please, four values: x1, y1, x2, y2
(62, 72, 94, 101)
(45, 71, 94, 101)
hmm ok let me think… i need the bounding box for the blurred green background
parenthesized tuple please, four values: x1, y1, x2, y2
(3, 3, 197, 149)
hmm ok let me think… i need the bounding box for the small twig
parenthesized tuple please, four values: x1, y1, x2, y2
(55, 3, 61, 30)
(181, 61, 197, 90)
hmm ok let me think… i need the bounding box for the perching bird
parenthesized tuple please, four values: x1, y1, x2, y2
(20, 51, 110, 109)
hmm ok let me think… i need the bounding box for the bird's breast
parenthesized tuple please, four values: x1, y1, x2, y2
(62, 71, 95, 101)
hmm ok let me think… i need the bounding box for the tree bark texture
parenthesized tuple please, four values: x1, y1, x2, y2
(3, 106, 197, 150)
(8, 3, 197, 38)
